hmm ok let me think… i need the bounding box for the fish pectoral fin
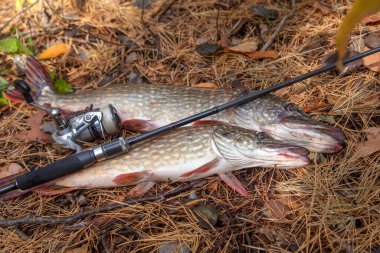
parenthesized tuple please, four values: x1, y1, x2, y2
(128, 181, 156, 197)
(113, 171, 150, 185)
(192, 120, 224, 126)
(180, 158, 220, 178)
(121, 119, 161, 132)
(218, 172, 249, 197)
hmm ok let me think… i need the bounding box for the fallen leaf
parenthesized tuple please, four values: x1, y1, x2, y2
(193, 83, 218, 88)
(364, 34, 380, 48)
(0, 37, 33, 55)
(206, 181, 219, 191)
(16, 110, 52, 144)
(250, 6, 279, 20)
(39, 43, 69, 59)
(65, 246, 88, 253)
(0, 163, 23, 178)
(312, 1, 330, 14)
(363, 46, 380, 72)
(227, 38, 259, 53)
(195, 43, 223, 57)
(361, 11, 380, 25)
(302, 98, 326, 112)
(245, 50, 278, 59)
(264, 199, 290, 219)
(275, 192, 302, 210)
(354, 127, 380, 158)
(54, 79, 74, 94)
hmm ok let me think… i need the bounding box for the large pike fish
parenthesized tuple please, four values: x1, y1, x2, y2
(12, 125, 309, 197)
(5, 57, 345, 153)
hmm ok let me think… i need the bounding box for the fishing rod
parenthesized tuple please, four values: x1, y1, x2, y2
(0, 47, 379, 195)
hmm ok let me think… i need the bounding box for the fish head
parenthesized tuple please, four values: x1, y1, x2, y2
(211, 125, 310, 169)
(232, 95, 345, 153)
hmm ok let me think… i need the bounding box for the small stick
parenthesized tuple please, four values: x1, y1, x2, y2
(0, 181, 205, 227)
(260, 0, 296, 51)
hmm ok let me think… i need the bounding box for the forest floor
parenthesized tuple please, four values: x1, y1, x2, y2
(0, 0, 379, 252)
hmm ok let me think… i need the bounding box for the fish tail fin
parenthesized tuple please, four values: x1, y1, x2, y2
(4, 56, 55, 104)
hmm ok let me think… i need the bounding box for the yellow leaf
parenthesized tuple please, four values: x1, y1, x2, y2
(335, 0, 380, 70)
(192, 82, 218, 88)
(15, 0, 25, 11)
(39, 43, 70, 59)
(227, 38, 259, 53)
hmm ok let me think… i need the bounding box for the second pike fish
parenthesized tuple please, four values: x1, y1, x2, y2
(5, 57, 345, 153)
(15, 125, 310, 197)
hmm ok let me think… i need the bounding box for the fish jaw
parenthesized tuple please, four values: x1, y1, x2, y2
(261, 117, 345, 153)
(211, 125, 310, 169)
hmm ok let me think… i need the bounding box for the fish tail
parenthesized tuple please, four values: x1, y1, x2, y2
(4, 56, 55, 103)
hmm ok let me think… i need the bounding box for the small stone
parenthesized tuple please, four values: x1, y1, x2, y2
(193, 204, 218, 229)
(195, 43, 223, 57)
(158, 241, 190, 253)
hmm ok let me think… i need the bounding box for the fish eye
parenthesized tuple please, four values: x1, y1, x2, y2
(257, 132, 267, 140)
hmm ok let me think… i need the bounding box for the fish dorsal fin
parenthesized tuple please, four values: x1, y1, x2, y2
(211, 125, 253, 167)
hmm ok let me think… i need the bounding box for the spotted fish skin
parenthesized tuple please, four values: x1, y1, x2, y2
(52, 125, 310, 190)
(4, 57, 345, 153)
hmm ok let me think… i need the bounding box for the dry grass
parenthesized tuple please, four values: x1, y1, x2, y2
(0, 0, 379, 252)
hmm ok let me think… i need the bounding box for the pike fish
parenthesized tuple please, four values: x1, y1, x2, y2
(5, 57, 345, 153)
(27, 124, 310, 197)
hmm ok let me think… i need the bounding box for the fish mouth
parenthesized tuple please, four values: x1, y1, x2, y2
(254, 142, 311, 168)
(264, 116, 346, 153)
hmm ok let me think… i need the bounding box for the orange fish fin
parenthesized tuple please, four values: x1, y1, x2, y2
(181, 158, 220, 178)
(192, 120, 224, 126)
(128, 181, 156, 197)
(113, 172, 149, 185)
(121, 119, 161, 132)
(32, 186, 75, 196)
(218, 172, 249, 197)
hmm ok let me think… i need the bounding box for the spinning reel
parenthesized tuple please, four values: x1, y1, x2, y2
(14, 80, 122, 152)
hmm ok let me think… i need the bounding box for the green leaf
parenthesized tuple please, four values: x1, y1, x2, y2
(0, 77, 9, 92)
(0, 38, 18, 53)
(0, 97, 9, 106)
(0, 37, 33, 55)
(335, 0, 380, 69)
(48, 71, 56, 81)
(54, 79, 73, 94)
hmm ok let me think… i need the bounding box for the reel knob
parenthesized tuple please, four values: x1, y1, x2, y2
(14, 80, 34, 103)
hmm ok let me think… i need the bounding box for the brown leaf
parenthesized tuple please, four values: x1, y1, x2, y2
(363, 46, 380, 72)
(0, 163, 23, 178)
(206, 181, 219, 191)
(65, 246, 88, 253)
(264, 199, 290, 219)
(361, 12, 380, 25)
(302, 98, 326, 112)
(16, 110, 52, 144)
(192, 82, 218, 88)
(39, 43, 70, 59)
(227, 38, 259, 53)
(354, 127, 380, 158)
(245, 50, 278, 59)
(312, 1, 330, 15)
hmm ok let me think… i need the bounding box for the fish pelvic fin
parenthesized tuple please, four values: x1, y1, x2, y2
(219, 172, 249, 197)
(128, 181, 156, 196)
(5, 56, 55, 104)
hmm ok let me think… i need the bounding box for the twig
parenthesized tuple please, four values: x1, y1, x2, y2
(260, 0, 296, 51)
(0, 0, 39, 33)
(0, 181, 205, 227)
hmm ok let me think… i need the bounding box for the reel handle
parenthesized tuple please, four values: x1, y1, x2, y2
(14, 80, 34, 104)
